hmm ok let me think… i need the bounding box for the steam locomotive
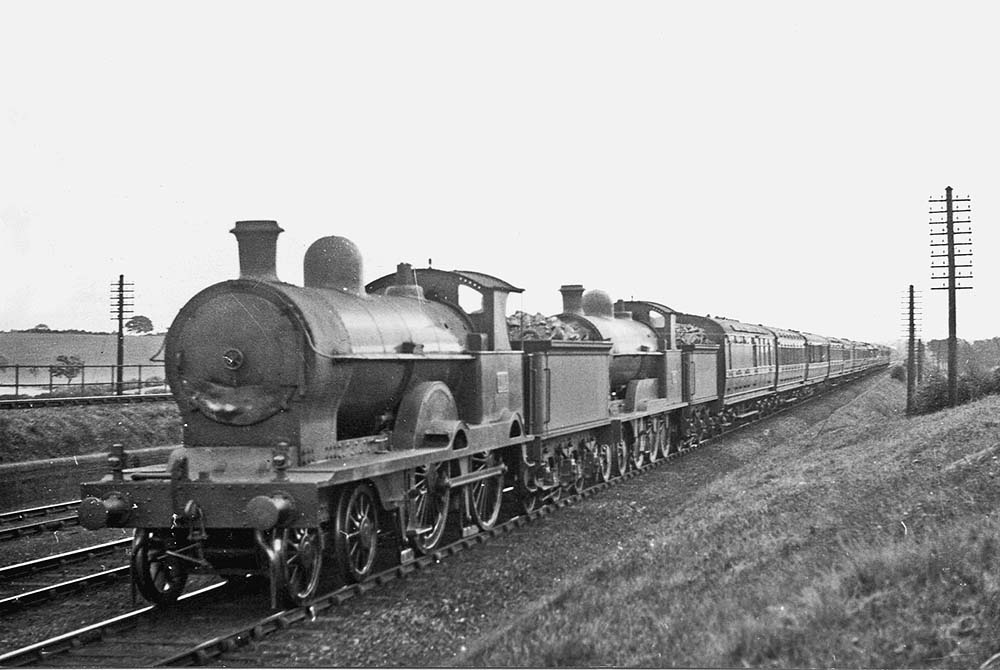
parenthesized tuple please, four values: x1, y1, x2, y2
(79, 221, 890, 607)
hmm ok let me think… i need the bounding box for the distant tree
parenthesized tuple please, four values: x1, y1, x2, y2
(125, 315, 154, 334)
(50, 355, 84, 384)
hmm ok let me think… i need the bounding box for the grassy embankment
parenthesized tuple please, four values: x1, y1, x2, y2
(0, 403, 181, 463)
(460, 376, 1000, 668)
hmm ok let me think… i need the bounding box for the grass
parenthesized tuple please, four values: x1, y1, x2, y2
(458, 377, 1000, 668)
(0, 403, 182, 462)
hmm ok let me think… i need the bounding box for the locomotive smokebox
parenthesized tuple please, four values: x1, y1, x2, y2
(231, 220, 284, 281)
(304, 235, 364, 295)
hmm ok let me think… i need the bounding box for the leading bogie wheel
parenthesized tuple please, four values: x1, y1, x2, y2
(131, 528, 189, 606)
(332, 483, 379, 583)
(467, 451, 503, 531)
(408, 461, 450, 554)
(281, 527, 324, 605)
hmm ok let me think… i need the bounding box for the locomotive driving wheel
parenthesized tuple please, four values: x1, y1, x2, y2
(332, 483, 379, 583)
(649, 418, 666, 462)
(131, 528, 189, 605)
(280, 527, 324, 605)
(408, 461, 450, 554)
(466, 451, 503, 531)
(628, 425, 645, 470)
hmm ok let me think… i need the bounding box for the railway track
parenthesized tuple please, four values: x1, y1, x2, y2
(0, 434, 765, 667)
(0, 373, 884, 667)
(0, 440, 705, 666)
(0, 502, 81, 542)
(0, 538, 133, 613)
(0, 582, 231, 668)
(0, 394, 173, 411)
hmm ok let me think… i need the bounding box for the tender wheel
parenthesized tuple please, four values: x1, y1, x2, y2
(467, 451, 503, 531)
(515, 457, 539, 514)
(408, 462, 450, 554)
(613, 440, 629, 476)
(519, 489, 539, 514)
(333, 483, 379, 583)
(630, 430, 645, 470)
(281, 527, 324, 605)
(596, 443, 613, 482)
(131, 529, 189, 606)
(566, 444, 585, 495)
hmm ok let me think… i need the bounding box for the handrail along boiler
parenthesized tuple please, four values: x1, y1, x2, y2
(79, 221, 890, 606)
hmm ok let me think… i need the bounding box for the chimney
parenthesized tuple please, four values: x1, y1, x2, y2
(559, 284, 585, 315)
(230, 220, 283, 281)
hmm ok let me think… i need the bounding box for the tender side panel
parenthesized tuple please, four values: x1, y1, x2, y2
(682, 345, 719, 405)
(661, 349, 684, 405)
(523, 340, 612, 436)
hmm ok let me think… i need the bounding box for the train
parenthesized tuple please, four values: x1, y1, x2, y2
(79, 221, 891, 607)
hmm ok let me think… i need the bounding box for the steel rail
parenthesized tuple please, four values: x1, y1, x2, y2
(0, 515, 80, 542)
(0, 394, 173, 411)
(0, 538, 131, 581)
(0, 566, 130, 613)
(0, 501, 80, 526)
(0, 582, 228, 667)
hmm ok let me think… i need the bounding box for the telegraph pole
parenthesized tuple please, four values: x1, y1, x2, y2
(929, 187, 973, 407)
(903, 284, 921, 415)
(109, 275, 134, 395)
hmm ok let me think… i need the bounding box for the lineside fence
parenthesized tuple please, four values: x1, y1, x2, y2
(0, 363, 167, 398)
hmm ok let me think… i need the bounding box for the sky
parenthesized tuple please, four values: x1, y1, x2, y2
(2, 2, 999, 348)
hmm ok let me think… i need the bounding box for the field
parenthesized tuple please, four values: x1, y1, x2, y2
(457, 375, 1000, 668)
(0, 332, 164, 365)
(0, 332, 166, 392)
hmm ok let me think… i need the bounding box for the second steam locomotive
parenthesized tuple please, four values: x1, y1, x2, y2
(79, 221, 890, 606)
